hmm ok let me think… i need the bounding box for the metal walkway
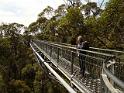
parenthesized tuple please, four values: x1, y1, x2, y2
(30, 40, 124, 93)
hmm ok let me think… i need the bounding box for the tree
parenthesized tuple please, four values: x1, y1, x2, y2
(96, 0, 124, 48)
(80, 2, 102, 17)
(56, 7, 86, 43)
(8, 80, 31, 93)
(28, 22, 39, 35)
(38, 6, 54, 19)
(0, 23, 37, 92)
(54, 4, 67, 18)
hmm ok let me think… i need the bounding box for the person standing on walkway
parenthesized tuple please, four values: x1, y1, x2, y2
(76, 36, 89, 76)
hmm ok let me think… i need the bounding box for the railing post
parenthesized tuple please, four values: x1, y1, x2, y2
(110, 58, 115, 87)
(49, 45, 52, 62)
(57, 47, 60, 65)
(101, 64, 104, 93)
(102, 62, 107, 93)
(46, 43, 47, 52)
(71, 51, 74, 75)
(50, 45, 52, 57)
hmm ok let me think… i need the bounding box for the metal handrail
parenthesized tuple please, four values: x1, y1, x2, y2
(101, 74, 118, 93)
(30, 43, 77, 93)
(56, 41, 124, 54)
(40, 40, 124, 54)
(35, 40, 115, 58)
(102, 59, 124, 92)
(103, 63, 124, 89)
(90, 47, 124, 54)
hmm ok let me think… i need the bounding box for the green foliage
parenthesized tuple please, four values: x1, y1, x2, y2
(80, 2, 102, 17)
(21, 64, 35, 80)
(0, 23, 37, 93)
(96, 0, 124, 48)
(8, 79, 31, 93)
(33, 80, 42, 93)
(0, 74, 6, 93)
(38, 6, 53, 18)
(56, 7, 85, 43)
(0, 21, 70, 93)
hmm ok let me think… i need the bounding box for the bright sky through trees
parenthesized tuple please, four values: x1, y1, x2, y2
(0, 0, 107, 26)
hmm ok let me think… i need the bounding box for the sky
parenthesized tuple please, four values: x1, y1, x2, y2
(0, 0, 107, 26)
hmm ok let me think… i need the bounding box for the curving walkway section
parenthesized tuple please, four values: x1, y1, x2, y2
(30, 40, 124, 93)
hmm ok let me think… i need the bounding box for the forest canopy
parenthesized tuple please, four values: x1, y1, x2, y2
(28, 0, 124, 49)
(0, 0, 124, 93)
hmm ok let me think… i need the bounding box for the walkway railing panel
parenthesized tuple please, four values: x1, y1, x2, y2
(30, 43, 77, 93)
(58, 42, 124, 92)
(53, 41, 124, 84)
(33, 40, 124, 93)
(89, 47, 124, 62)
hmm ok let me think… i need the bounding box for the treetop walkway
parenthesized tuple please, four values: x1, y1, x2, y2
(30, 40, 124, 93)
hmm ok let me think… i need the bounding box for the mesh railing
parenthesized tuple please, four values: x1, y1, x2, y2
(89, 47, 124, 85)
(33, 40, 123, 93)
(53, 42, 124, 84)
(89, 47, 124, 61)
